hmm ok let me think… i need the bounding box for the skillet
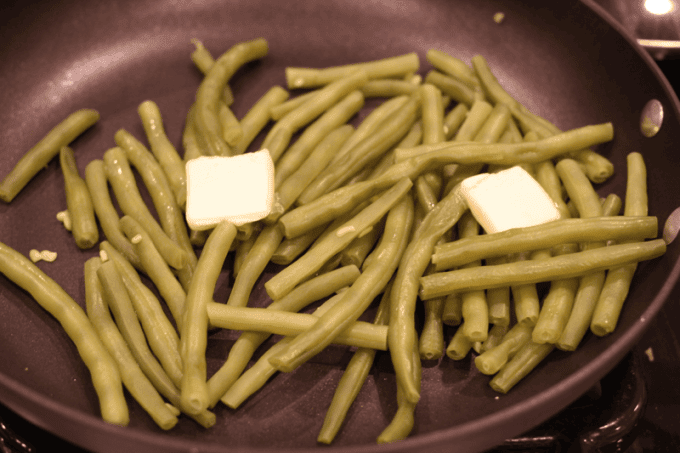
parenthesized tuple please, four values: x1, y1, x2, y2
(1, 0, 680, 452)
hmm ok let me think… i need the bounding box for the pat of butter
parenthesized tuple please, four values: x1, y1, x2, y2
(185, 150, 275, 230)
(460, 166, 561, 233)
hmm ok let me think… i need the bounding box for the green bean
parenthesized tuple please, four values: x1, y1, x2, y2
(271, 223, 327, 265)
(431, 216, 658, 270)
(341, 215, 385, 269)
(99, 241, 182, 364)
(114, 129, 197, 287)
(263, 70, 368, 161)
(194, 38, 268, 157)
(446, 321, 474, 360)
(85, 159, 142, 270)
(189, 39, 235, 106)
(119, 216, 186, 331)
(457, 212, 488, 343)
(425, 71, 477, 107)
(443, 103, 469, 140)
(426, 49, 481, 90)
(531, 244, 580, 344)
(376, 335, 420, 444)
(274, 125, 355, 221)
(270, 90, 318, 121)
(360, 78, 419, 97)
(274, 90, 364, 188)
(474, 321, 533, 375)
(233, 222, 262, 276)
(226, 223, 284, 308)
(298, 95, 420, 203)
(394, 122, 614, 166)
(420, 239, 666, 299)
(442, 292, 463, 326)
(233, 85, 290, 154)
(206, 265, 360, 406)
(602, 193, 623, 217)
(268, 193, 414, 372)
(486, 256, 511, 327)
(59, 146, 98, 249)
(285, 52, 419, 89)
(84, 257, 178, 430)
(0, 109, 100, 202)
(180, 221, 237, 415)
(419, 297, 445, 360)
(103, 147, 187, 270)
(420, 83, 445, 144)
(0, 241, 128, 425)
(218, 102, 243, 146)
(534, 160, 571, 219)
(591, 153, 648, 336)
(489, 341, 555, 394)
(266, 178, 412, 300)
(206, 304, 387, 350)
(138, 100, 188, 209)
(473, 103, 511, 144)
(455, 100, 494, 141)
(389, 185, 468, 403)
(481, 323, 510, 353)
(510, 251, 545, 327)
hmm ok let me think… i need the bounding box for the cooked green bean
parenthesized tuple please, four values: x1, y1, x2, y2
(137, 100, 188, 209)
(206, 304, 388, 350)
(457, 212, 488, 343)
(189, 39, 235, 106)
(475, 322, 533, 375)
(297, 94, 419, 203)
(446, 321, 474, 360)
(486, 256, 511, 327)
(233, 222, 262, 276)
(425, 70, 477, 107)
(266, 177, 412, 300)
(285, 52, 419, 89)
(473, 103, 511, 144)
(59, 146, 98, 249)
(443, 103, 469, 140)
(489, 341, 555, 394)
(103, 147, 187, 270)
(84, 257, 178, 430)
(455, 100, 494, 141)
(442, 292, 463, 326)
(431, 216, 658, 270)
(99, 241, 182, 362)
(233, 85, 290, 154)
(85, 159, 142, 269)
(226, 223, 284, 308)
(182, 104, 205, 162)
(114, 129, 197, 287)
(274, 90, 364, 187)
(360, 78, 419, 97)
(206, 265, 360, 407)
(270, 90, 318, 121)
(510, 251, 545, 327)
(591, 152, 648, 336)
(119, 216, 186, 331)
(271, 223, 328, 265)
(534, 159, 571, 219)
(268, 194, 413, 372)
(389, 185, 468, 404)
(426, 49, 481, 90)
(194, 38, 268, 157)
(0, 108, 100, 202)
(262, 70, 368, 161)
(419, 297, 445, 360)
(420, 83, 445, 144)
(341, 215, 385, 269)
(420, 239, 666, 299)
(180, 221, 237, 415)
(0, 241, 128, 425)
(481, 323, 510, 353)
(393, 122, 614, 166)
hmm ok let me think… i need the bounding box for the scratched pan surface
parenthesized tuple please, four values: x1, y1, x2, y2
(1, 0, 680, 452)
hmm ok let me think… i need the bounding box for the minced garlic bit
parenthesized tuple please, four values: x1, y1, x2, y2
(644, 347, 655, 362)
(493, 12, 505, 24)
(99, 249, 109, 262)
(29, 249, 58, 263)
(56, 210, 72, 231)
(131, 234, 143, 244)
(335, 225, 356, 237)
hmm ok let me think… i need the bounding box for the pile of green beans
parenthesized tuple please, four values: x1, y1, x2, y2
(0, 37, 667, 447)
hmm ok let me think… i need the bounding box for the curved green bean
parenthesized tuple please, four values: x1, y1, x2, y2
(489, 341, 555, 394)
(475, 322, 533, 375)
(233, 85, 290, 155)
(194, 38, 269, 157)
(59, 146, 98, 249)
(0, 108, 100, 202)
(425, 70, 477, 107)
(180, 221, 237, 415)
(0, 241, 128, 425)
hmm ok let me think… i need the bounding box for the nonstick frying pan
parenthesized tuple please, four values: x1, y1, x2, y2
(1, 0, 680, 452)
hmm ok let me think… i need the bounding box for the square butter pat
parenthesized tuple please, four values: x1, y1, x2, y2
(460, 166, 561, 233)
(185, 150, 275, 230)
